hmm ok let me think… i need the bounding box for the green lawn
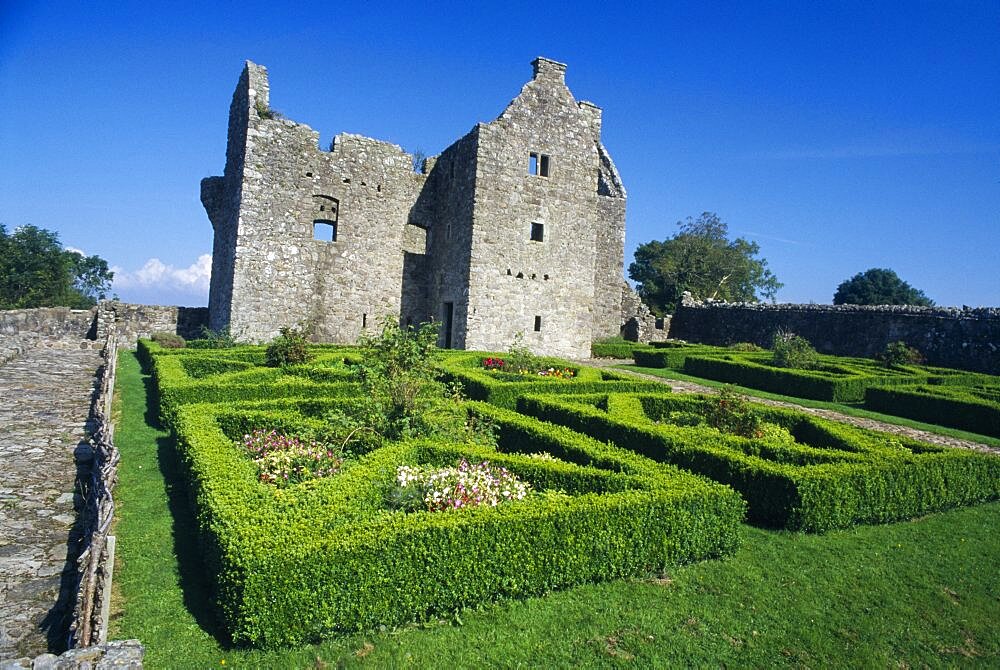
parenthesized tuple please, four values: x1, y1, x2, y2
(111, 351, 1000, 668)
(623, 363, 1000, 449)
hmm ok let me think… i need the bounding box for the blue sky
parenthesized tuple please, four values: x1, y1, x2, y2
(2, 1, 998, 307)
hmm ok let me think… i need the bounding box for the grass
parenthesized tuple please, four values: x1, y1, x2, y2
(110, 350, 1000, 668)
(623, 363, 1000, 448)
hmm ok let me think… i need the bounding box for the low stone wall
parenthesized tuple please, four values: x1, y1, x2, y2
(1, 640, 143, 669)
(670, 301, 1000, 375)
(95, 303, 208, 348)
(0, 304, 209, 353)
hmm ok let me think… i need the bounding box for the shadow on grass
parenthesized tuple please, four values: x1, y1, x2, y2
(134, 353, 236, 649)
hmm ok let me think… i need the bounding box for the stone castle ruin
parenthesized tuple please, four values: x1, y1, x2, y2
(201, 57, 657, 358)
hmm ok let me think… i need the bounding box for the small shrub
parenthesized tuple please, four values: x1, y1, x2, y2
(255, 100, 283, 120)
(187, 326, 236, 349)
(702, 386, 763, 438)
(728, 342, 763, 352)
(504, 332, 542, 375)
(265, 327, 312, 367)
(877, 341, 924, 367)
(771, 330, 818, 369)
(151, 331, 185, 349)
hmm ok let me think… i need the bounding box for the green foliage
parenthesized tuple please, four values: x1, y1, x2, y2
(0, 223, 113, 308)
(866, 384, 1000, 437)
(187, 326, 236, 349)
(438, 352, 663, 409)
(877, 340, 924, 367)
(265, 326, 313, 366)
(632, 344, 724, 370)
(627, 212, 782, 315)
(591, 336, 654, 359)
(702, 386, 763, 438)
(167, 398, 743, 647)
(771, 330, 818, 369)
(728, 341, 763, 352)
(151, 331, 185, 349)
(254, 100, 283, 120)
(833, 268, 934, 306)
(503, 331, 542, 375)
(518, 391, 1000, 532)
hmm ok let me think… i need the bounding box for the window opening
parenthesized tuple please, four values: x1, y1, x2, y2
(313, 220, 337, 242)
(530, 222, 544, 242)
(528, 152, 550, 177)
(442, 302, 454, 349)
(533, 315, 542, 332)
(363, 313, 368, 328)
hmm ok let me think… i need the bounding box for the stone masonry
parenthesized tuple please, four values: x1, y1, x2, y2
(202, 57, 653, 358)
(0, 344, 102, 660)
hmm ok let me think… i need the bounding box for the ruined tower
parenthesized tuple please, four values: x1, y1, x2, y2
(202, 57, 647, 358)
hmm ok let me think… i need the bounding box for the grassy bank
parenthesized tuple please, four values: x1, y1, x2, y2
(110, 351, 1000, 667)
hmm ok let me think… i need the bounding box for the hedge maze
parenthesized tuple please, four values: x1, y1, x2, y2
(138, 339, 1000, 648)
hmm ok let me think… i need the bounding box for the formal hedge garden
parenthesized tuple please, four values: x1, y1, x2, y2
(137, 329, 1000, 650)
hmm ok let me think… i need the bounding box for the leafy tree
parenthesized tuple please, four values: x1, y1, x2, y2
(0, 224, 114, 309)
(628, 212, 782, 314)
(833, 268, 934, 307)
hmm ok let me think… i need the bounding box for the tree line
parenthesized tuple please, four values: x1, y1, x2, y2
(628, 212, 933, 314)
(0, 224, 114, 309)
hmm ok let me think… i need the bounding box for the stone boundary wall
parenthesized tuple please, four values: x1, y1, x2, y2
(669, 301, 1000, 375)
(0, 303, 209, 354)
(69, 332, 119, 649)
(94, 303, 208, 348)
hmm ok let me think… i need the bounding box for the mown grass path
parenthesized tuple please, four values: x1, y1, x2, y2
(111, 351, 1000, 668)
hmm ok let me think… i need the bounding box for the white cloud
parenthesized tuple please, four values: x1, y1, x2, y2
(112, 254, 212, 306)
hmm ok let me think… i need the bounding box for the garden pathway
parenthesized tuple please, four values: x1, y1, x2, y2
(0, 343, 102, 661)
(582, 358, 1000, 456)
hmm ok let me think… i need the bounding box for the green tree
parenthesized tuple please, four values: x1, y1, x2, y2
(628, 212, 782, 314)
(833, 268, 934, 307)
(0, 224, 114, 309)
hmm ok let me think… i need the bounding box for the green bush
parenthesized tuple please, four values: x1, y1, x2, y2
(590, 337, 653, 359)
(516, 391, 1000, 532)
(702, 386, 763, 438)
(187, 326, 237, 349)
(438, 352, 664, 409)
(877, 341, 925, 367)
(771, 330, 818, 369)
(151, 331, 185, 348)
(727, 342, 763, 352)
(265, 326, 313, 367)
(632, 344, 722, 370)
(865, 384, 1000, 437)
(169, 398, 744, 647)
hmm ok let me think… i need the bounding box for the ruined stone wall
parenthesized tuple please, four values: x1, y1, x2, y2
(670, 301, 1000, 374)
(203, 58, 633, 356)
(419, 131, 480, 348)
(95, 302, 208, 347)
(205, 62, 424, 343)
(463, 58, 603, 359)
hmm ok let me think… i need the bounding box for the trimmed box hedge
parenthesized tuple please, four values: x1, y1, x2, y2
(516, 392, 1000, 532)
(679, 352, 975, 402)
(865, 384, 1000, 437)
(438, 352, 664, 408)
(590, 340, 655, 359)
(632, 344, 728, 370)
(170, 397, 745, 648)
(138, 339, 362, 427)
